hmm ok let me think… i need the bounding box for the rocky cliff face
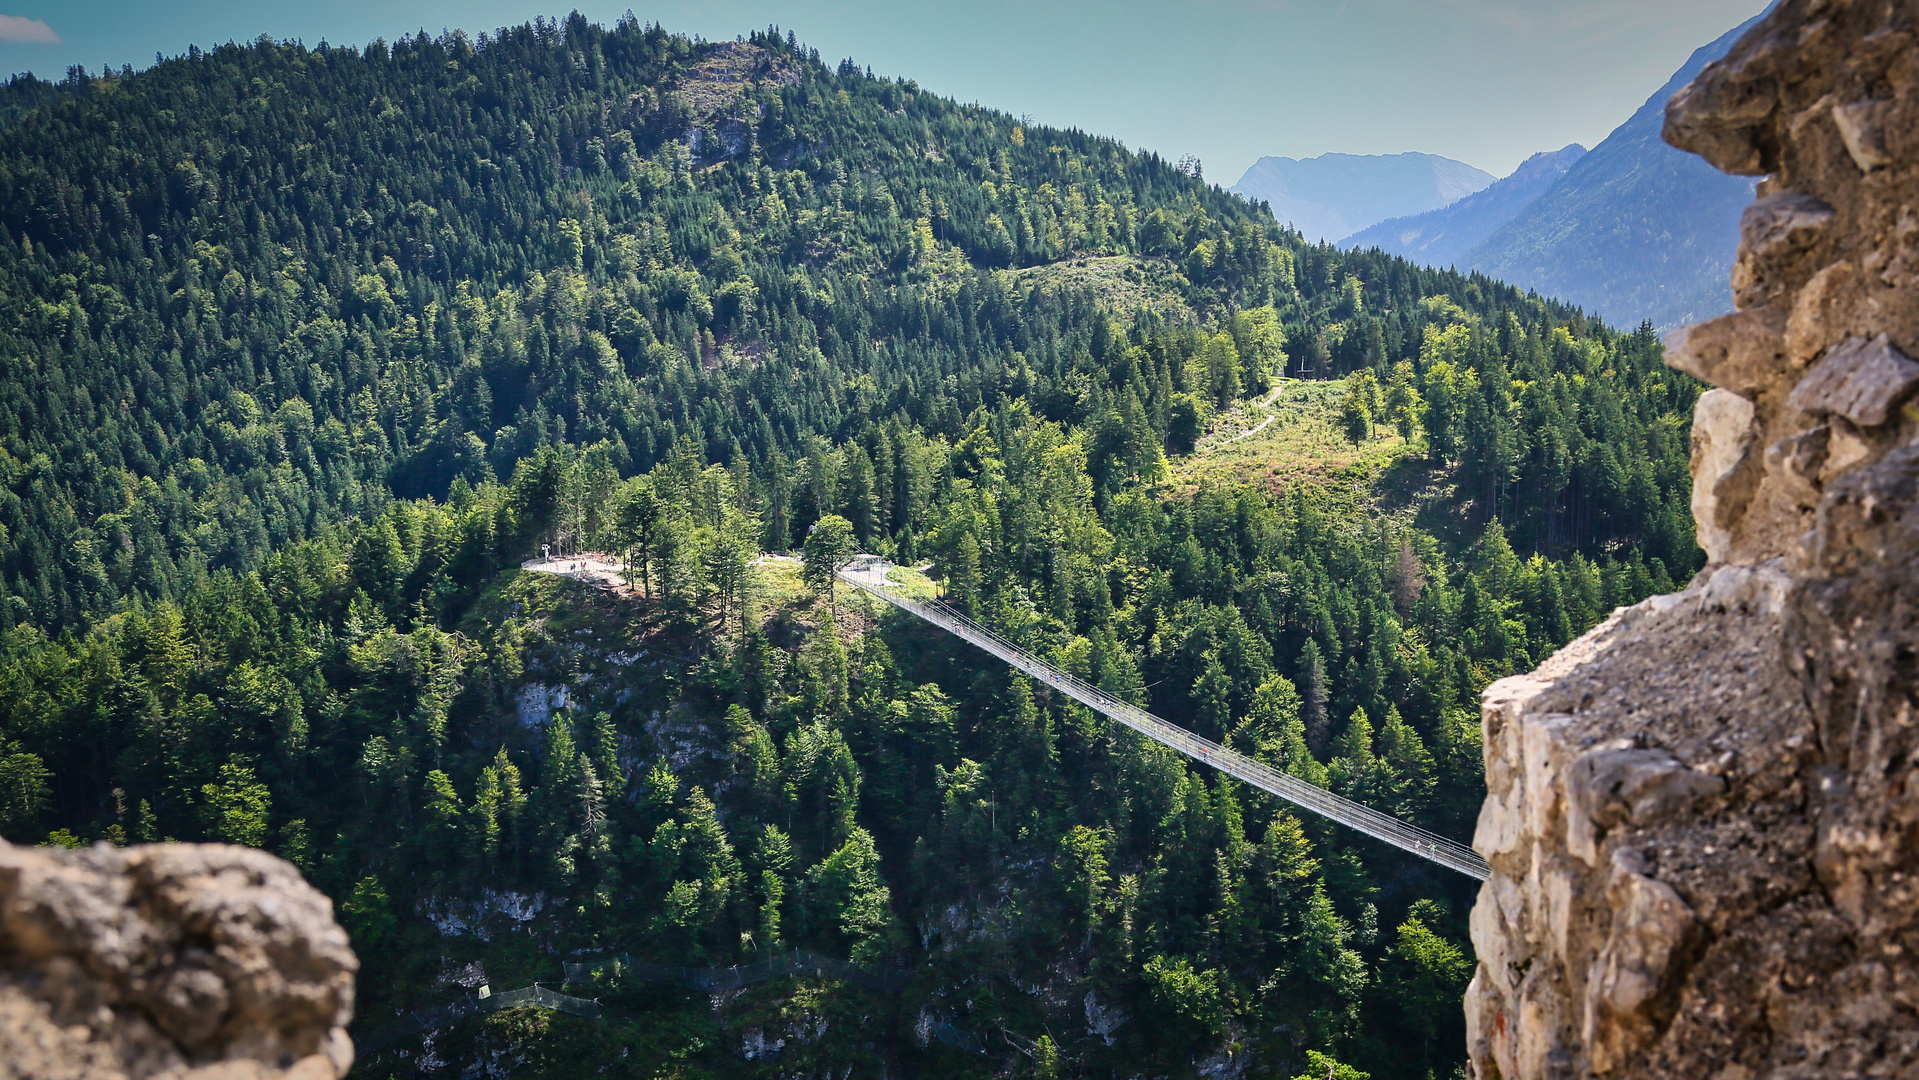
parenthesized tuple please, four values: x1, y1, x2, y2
(1465, 3, 1919, 1077)
(0, 840, 356, 1080)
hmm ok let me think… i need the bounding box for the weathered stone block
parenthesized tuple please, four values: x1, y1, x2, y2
(1664, 307, 1789, 395)
(1690, 389, 1759, 562)
(0, 840, 357, 1080)
(1787, 334, 1919, 427)
(1471, 3, 1919, 1077)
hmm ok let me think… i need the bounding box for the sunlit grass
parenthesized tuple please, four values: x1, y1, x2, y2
(883, 564, 941, 600)
(753, 556, 809, 609)
(1002, 254, 1191, 319)
(1171, 379, 1413, 493)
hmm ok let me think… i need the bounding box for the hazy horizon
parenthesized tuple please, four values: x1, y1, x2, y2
(0, 0, 1766, 180)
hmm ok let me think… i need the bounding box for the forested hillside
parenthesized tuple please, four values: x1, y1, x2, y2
(0, 17, 1701, 1080)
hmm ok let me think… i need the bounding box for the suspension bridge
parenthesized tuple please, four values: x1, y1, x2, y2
(838, 558, 1491, 881)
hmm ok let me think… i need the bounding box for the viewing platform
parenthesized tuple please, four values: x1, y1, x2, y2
(520, 552, 628, 591)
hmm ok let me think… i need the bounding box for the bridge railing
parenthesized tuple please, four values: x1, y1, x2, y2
(841, 567, 1489, 881)
(353, 983, 602, 1057)
(563, 948, 915, 993)
(355, 948, 915, 1058)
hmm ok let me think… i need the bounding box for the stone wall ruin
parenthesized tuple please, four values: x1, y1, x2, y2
(1466, 1, 1919, 1077)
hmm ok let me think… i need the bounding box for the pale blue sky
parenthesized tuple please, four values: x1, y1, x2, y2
(0, 0, 1765, 180)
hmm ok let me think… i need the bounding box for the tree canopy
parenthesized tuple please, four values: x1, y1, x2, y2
(0, 17, 1703, 1080)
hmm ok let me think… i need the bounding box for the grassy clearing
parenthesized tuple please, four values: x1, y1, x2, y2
(1171, 379, 1413, 493)
(1002, 255, 1192, 319)
(749, 555, 895, 643)
(753, 555, 810, 611)
(883, 564, 941, 600)
(462, 569, 675, 645)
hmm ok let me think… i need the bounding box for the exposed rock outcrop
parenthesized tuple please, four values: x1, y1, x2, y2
(0, 840, 356, 1080)
(1465, 3, 1919, 1077)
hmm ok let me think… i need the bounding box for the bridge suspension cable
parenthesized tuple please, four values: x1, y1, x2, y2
(839, 561, 1490, 882)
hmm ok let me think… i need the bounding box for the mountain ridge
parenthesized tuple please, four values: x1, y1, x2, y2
(1459, 12, 1768, 328)
(1230, 151, 1495, 242)
(1339, 144, 1586, 265)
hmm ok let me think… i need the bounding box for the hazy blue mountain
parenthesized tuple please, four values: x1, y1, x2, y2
(1230, 152, 1495, 243)
(1460, 12, 1767, 329)
(1340, 144, 1587, 265)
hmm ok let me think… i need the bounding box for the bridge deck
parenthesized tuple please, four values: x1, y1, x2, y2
(839, 560, 1490, 881)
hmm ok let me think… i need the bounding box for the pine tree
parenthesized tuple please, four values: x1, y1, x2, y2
(802, 514, 859, 617)
(1298, 641, 1331, 756)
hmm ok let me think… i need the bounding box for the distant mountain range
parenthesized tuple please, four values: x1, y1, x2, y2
(1340, 144, 1587, 268)
(1459, 12, 1767, 329)
(1246, 8, 1767, 329)
(1228, 152, 1495, 243)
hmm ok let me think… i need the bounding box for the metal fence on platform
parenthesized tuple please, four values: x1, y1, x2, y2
(353, 982, 601, 1057)
(934, 1020, 988, 1053)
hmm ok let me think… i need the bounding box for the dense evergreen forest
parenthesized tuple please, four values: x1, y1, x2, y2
(0, 16, 1702, 1080)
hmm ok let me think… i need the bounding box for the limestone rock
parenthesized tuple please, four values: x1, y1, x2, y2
(1468, 564, 1813, 1080)
(1732, 192, 1836, 306)
(1763, 424, 1831, 507)
(1565, 748, 1725, 865)
(1473, 4, 1919, 1076)
(1663, 68, 1775, 176)
(1786, 334, 1919, 427)
(0, 840, 356, 1080)
(1663, 307, 1790, 396)
(1785, 260, 1857, 364)
(1833, 99, 1895, 172)
(1581, 850, 1697, 1075)
(1689, 388, 1759, 563)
